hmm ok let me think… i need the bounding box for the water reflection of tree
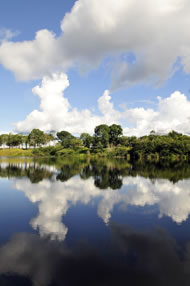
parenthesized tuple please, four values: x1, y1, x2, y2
(0, 165, 26, 178)
(56, 160, 88, 182)
(56, 160, 124, 190)
(1, 158, 190, 186)
(92, 165, 123, 190)
(0, 164, 53, 183)
(80, 159, 190, 186)
(26, 167, 53, 183)
(56, 164, 81, 182)
(130, 161, 190, 183)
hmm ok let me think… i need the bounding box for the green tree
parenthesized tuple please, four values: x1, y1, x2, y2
(12, 134, 24, 148)
(94, 124, 110, 148)
(150, 130, 156, 135)
(22, 135, 29, 149)
(0, 134, 8, 148)
(0, 135, 2, 147)
(28, 129, 46, 147)
(56, 131, 74, 148)
(168, 130, 182, 139)
(109, 124, 123, 146)
(80, 133, 93, 148)
(7, 133, 14, 148)
(119, 136, 129, 146)
(69, 138, 82, 150)
(44, 133, 54, 146)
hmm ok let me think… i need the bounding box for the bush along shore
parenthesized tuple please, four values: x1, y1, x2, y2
(1, 125, 190, 161)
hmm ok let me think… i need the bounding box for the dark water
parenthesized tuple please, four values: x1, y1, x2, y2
(1, 157, 190, 285)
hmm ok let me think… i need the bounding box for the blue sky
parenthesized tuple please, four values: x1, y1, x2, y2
(0, 0, 190, 136)
(0, 0, 75, 131)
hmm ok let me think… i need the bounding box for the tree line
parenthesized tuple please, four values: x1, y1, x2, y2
(0, 129, 55, 149)
(0, 124, 123, 149)
(1, 125, 190, 160)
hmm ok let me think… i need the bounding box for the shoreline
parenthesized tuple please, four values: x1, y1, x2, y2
(0, 147, 190, 162)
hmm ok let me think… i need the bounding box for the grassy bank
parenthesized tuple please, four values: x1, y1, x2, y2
(1, 145, 190, 163)
(0, 148, 33, 157)
(31, 145, 131, 159)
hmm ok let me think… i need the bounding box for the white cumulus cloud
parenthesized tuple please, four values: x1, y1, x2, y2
(0, 0, 190, 88)
(15, 73, 119, 134)
(15, 72, 190, 136)
(123, 91, 190, 136)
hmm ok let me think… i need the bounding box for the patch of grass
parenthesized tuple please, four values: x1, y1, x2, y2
(0, 148, 33, 157)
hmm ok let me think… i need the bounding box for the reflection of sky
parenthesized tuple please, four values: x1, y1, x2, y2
(1, 163, 190, 285)
(1, 224, 190, 286)
(13, 175, 190, 241)
(0, 178, 38, 244)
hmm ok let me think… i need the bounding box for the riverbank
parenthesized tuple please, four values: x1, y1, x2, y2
(0, 148, 33, 157)
(1, 128, 190, 162)
(1, 146, 190, 162)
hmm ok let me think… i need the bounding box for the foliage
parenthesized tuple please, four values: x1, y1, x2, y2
(32, 146, 57, 157)
(109, 124, 123, 146)
(107, 147, 131, 158)
(80, 133, 93, 148)
(2, 157, 190, 193)
(128, 131, 190, 161)
(1, 125, 190, 161)
(28, 129, 46, 147)
(94, 124, 110, 148)
(94, 124, 123, 148)
(56, 130, 75, 148)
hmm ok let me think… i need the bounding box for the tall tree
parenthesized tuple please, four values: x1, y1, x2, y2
(1, 134, 8, 148)
(22, 135, 29, 149)
(109, 124, 123, 146)
(69, 138, 82, 150)
(94, 124, 110, 148)
(80, 133, 93, 148)
(44, 133, 54, 146)
(12, 134, 24, 148)
(28, 129, 46, 147)
(7, 134, 14, 148)
(56, 131, 74, 148)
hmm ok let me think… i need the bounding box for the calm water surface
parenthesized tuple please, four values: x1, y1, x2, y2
(0, 157, 190, 285)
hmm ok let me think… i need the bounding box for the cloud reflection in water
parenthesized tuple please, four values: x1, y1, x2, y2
(0, 224, 190, 286)
(13, 174, 190, 241)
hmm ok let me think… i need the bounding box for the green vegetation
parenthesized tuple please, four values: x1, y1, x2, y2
(129, 130, 190, 161)
(1, 157, 190, 186)
(0, 148, 33, 157)
(1, 126, 190, 161)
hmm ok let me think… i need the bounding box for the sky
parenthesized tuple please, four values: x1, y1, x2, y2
(1, 0, 190, 136)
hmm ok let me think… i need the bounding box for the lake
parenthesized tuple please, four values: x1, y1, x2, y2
(0, 157, 190, 285)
